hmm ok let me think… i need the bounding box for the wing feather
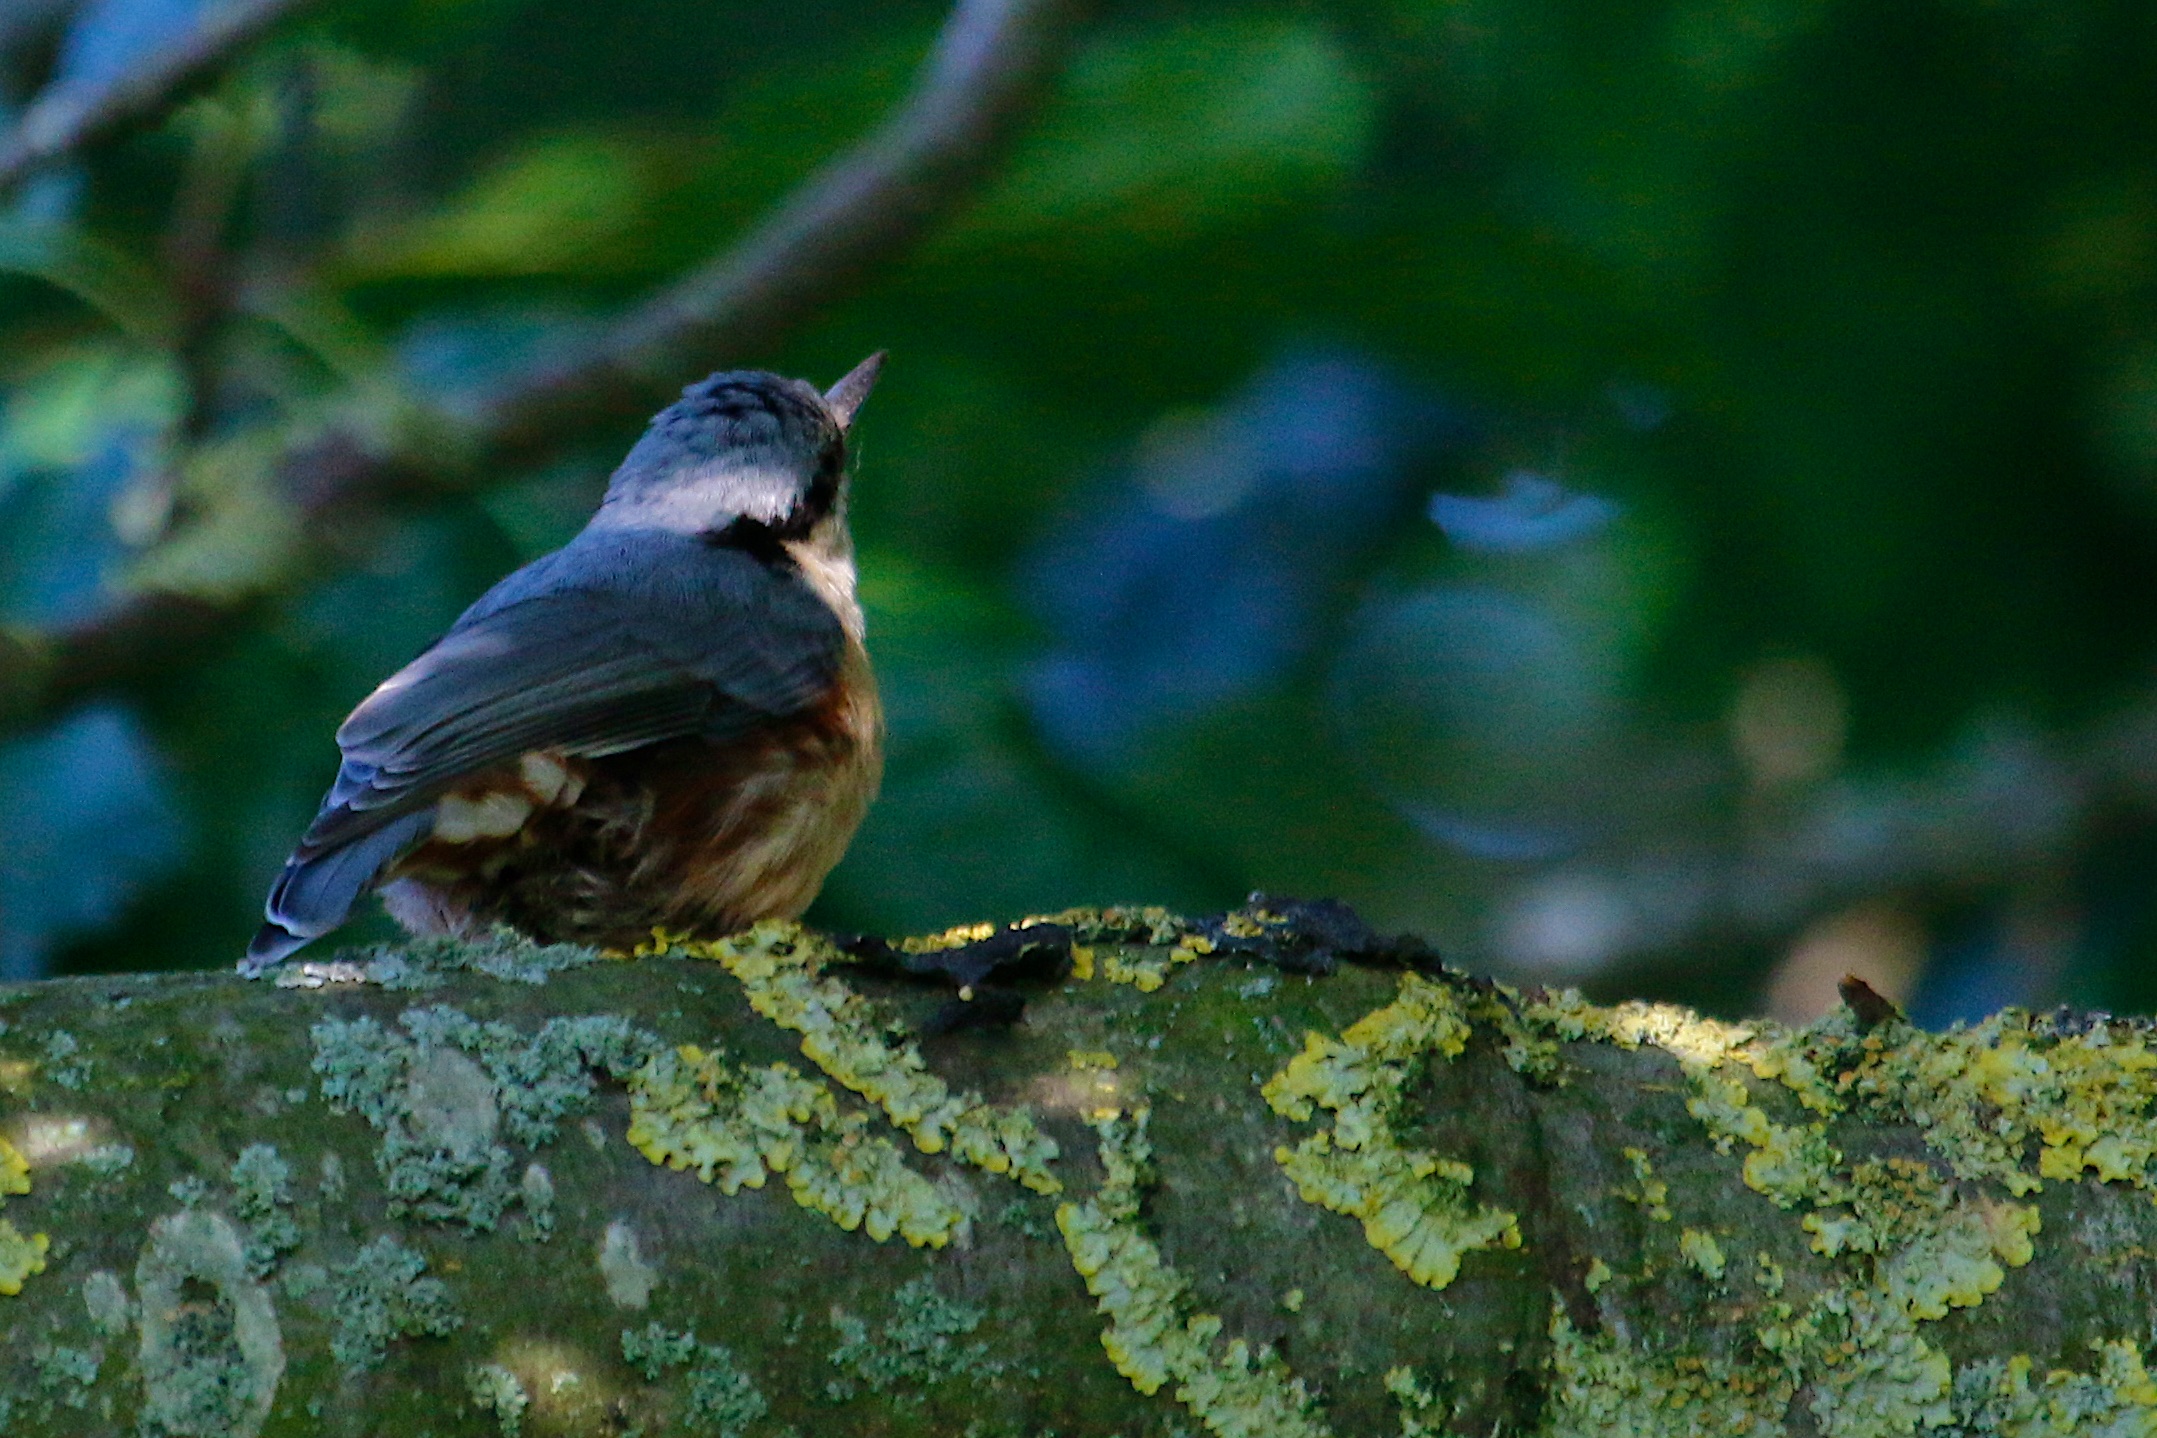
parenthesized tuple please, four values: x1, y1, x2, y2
(291, 537, 844, 855)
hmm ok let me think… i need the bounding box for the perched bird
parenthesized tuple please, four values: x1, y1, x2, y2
(242, 356, 888, 974)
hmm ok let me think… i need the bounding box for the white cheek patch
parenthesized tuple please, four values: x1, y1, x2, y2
(518, 751, 586, 807)
(434, 790, 533, 843)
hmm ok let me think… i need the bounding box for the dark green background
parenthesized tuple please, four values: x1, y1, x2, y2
(6, 0, 2157, 1022)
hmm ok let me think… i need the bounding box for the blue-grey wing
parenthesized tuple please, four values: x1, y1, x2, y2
(306, 543, 842, 851)
(246, 538, 842, 969)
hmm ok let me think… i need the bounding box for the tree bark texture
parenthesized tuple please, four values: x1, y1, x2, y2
(3, 904, 2157, 1437)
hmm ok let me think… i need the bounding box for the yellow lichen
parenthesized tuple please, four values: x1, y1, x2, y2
(1087, 935, 1213, 993)
(0, 1134, 46, 1296)
(1262, 973, 1520, 1290)
(0, 1220, 48, 1295)
(1615, 999, 2062, 1435)
(1057, 1105, 1331, 1438)
(1705, 1003, 2157, 1208)
(1796, 1158, 2039, 1323)
(1025, 904, 1193, 947)
(645, 923, 1060, 1195)
(626, 1045, 962, 1247)
(1621, 1148, 1673, 1222)
(1755, 1252, 1785, 1296)
(1846, 1012, 2157, 1200)
(895, 921, 1001, 952)
(1594, 1001, 1756, 1068)
(1678, 1228, 1725, 1282)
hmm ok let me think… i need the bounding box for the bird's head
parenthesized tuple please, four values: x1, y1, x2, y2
(595, 353, 885, 549)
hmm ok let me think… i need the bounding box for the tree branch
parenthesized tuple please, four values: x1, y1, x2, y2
(474, 0, 1083, 458)
(4, 912, 2157, 1434)
(1491, 699, 2157, 979)
(0, 0, 315, 192)
(0, 0, 1082, 737)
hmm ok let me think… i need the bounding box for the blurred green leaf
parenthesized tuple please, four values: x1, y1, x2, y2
(949, 15, 1376, 247)
(0, 225, 179, 347)
(0, 344, 179, 476)
(339, 131, 679, 280)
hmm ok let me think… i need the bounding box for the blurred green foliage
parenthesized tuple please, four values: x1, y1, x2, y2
(7, 0, 2157, 1023)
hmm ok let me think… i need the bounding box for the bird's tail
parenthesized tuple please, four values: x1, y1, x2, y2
(240, 810, 433, 976)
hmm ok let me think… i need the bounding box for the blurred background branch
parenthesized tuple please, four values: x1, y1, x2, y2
(0, 0, 316, 191)
(0, 0, 1085, 739)
(475, 0, 1085, 451)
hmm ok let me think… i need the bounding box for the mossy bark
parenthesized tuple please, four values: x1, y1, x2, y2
(3, 917, 2157, 1437)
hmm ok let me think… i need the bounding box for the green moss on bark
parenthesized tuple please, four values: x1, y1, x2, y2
(3, 913, 2157, 1433)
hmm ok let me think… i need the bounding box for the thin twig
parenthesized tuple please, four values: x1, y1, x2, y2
(0, 0, 314, 192)
(0, 0, 1086, 733)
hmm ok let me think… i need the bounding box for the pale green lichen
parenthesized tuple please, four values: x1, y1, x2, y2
(620, 1322, 769, 1436)
(519, 1161, 555, 1242)
(330, 1234, 461, 1371)
(468, 1363, 531, 1436)
(1382, 1365, 1450, 1436)
(1058, 1104, 1331, 1438)
(1755, 1252, 1785, 1297)
(40, 1028, 89, 1089)
(1544, 1307, 1788, 1438)
(1544, 1282, 2157, 1438)
(1260, 972, 1521, 1289)
(32, 1343, 99, 1408)
(136, 1208, 286, 1438)
(622, 1322, 702, 1377)
(83, 1268, 131, 1334)
(230, 1143, 300, 1275)
(312, 1007, 655, 1231)
(1839, 1009, 2157, 1209)
(825, 1275, 1001, 1401)
(1094, 935, 1215, 993)
(1953, 1342, 2157, 1436)
(648, 923, 1061, 1195)
(0, 1133, 48, 1295)
(79, 1141, 136, 1178)
(598, 1217, 658, 1306)
(353, 928, 602, 989)
(1027, 904, 1194, 949)
(884, 912, 1211, 991)
(627, 1044, 963, 1247)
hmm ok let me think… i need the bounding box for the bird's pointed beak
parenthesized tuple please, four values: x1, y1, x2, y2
(824, 351, 887, 434)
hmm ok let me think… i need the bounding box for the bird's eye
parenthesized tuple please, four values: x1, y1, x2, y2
(804, 448, 844, 514)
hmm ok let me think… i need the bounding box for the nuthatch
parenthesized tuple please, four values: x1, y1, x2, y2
(243, 356, 888, 973)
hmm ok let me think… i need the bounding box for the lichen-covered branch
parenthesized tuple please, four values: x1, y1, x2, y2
(5, 905, 2157, 1436)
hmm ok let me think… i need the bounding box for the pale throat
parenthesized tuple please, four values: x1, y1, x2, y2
(786, 522, 865, 645)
